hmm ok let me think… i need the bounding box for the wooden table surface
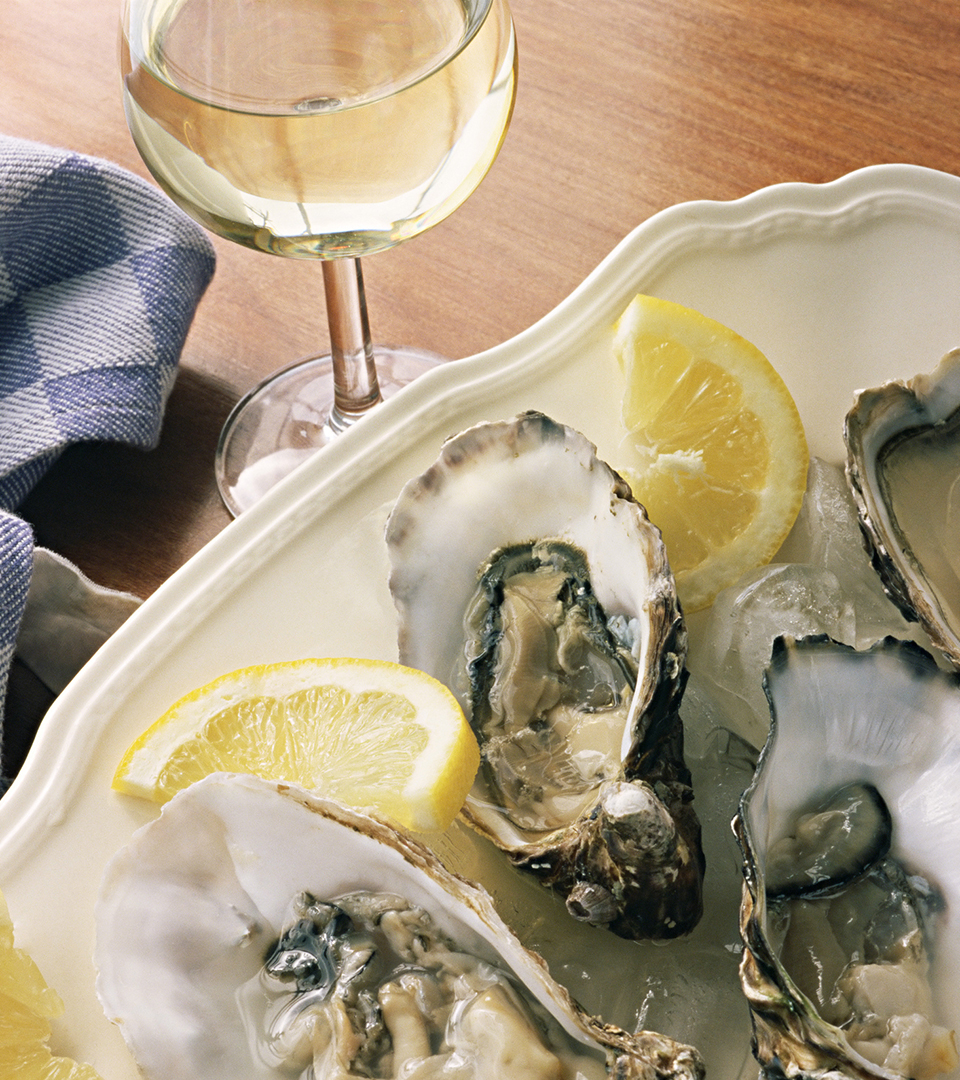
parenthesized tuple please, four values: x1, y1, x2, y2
(1, 0, 959, 752)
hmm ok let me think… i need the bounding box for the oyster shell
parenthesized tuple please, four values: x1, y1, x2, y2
(845, 348, 960, 666)
(734, 636, 960, 1080)
(385, 412, 702, 940)
(94, 772, 705, 1080)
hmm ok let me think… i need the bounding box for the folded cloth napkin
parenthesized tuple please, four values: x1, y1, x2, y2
(0, 135, 216, 792)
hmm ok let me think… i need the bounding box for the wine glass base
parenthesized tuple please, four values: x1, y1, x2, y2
(215, 345, 445, 516)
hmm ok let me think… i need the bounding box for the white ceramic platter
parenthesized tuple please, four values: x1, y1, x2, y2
(3, 164, 960, 1080)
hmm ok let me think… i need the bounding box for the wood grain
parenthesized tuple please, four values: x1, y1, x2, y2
(2, 0, 958, 591)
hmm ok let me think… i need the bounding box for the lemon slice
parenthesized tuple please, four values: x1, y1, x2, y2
(113, 657, 480, 833)
(614, 294, 809, 612)
(0, 888, 102, 1079)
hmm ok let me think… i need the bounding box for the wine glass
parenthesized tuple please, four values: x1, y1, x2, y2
(120, 0, 517, 515)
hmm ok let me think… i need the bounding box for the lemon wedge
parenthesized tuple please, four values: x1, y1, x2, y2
(113, 657, 480, 833)
(614, 294, 809, 612)
(0, 887, 102, 1079)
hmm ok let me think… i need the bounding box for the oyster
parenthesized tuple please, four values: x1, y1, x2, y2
(734, 636, 960, 1080)
(845, 348, 960, 666)
(385, 412, 701, 941)
(94, 772, 705, 1080)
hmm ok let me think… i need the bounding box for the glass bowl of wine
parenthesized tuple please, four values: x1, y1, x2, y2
(121, 0, 517, 513)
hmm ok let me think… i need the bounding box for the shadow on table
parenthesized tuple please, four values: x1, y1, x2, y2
(3, 366, 239, 786)
(20, 365, 238, 595)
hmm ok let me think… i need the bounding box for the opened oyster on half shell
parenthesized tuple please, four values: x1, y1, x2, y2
(845, 348, 960, 667)
(735, 635, 960, 1080)
(385, 412, 702, 941)
(94, 772, 706, 1080)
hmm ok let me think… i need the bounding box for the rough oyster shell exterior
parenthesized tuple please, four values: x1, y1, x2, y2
(845, 348, 960, 666)
(94, 773, 705, 1080)
(385, 412, 702, 941)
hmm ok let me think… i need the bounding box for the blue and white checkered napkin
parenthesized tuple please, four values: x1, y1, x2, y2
(0, 135, 216, 788)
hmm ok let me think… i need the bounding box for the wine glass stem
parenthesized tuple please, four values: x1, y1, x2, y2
(322, 257, 382, 433)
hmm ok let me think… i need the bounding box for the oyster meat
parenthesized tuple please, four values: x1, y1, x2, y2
(735, 636, 960, 1080)
(385, 412, 702, 940)
(845, 348, 960, 666)
(94, 772, 705, 1080)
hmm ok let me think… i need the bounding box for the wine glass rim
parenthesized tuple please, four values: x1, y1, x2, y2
(123, 0, 508, 118)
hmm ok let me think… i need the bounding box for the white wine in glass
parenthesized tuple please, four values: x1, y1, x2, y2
(121, 0, 517, 513)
